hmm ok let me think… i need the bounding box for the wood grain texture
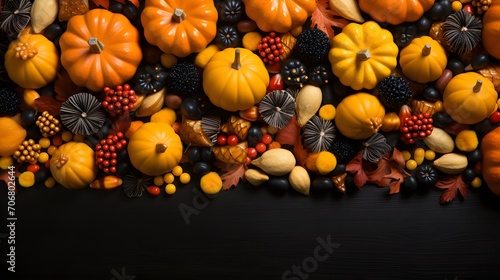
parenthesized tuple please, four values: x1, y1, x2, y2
(1, 181, 500, 280)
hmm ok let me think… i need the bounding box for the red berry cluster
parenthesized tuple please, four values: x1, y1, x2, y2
(95, 132, 127, 174)
(257, 32, 284, 65)
(400, 112, 434, 144)
(102, 84, 138, 117)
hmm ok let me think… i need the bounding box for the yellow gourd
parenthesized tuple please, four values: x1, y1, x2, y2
(0, 117, 27, 157)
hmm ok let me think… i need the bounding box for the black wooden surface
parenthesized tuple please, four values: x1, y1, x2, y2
(1, 180, 500, 280)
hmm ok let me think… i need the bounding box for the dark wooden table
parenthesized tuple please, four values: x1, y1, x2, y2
(1, 180, 500, 280)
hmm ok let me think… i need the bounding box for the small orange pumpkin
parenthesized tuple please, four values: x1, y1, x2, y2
(482, 0, 500, 60)
(141, 0, 218, 57)
(335, 93, 386, 140)
(59, 9, 142, 92)
(127, 122, 183, 176)
(481, 126, 500, 196)
(242, 0, 316, 33)
(358, 0, 434, 25)
(443, 72, 498, 125)
(50, 142, 98, 189)
(4, 34, 59, 89)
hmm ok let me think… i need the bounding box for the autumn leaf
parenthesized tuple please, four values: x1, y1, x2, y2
(366, 157, 392, 187)
(310, 0, 350, 39)
(219, 163, 247, 190)
(34, 95, 63, 117)
(111, 114, 131, 134)
(118, 0, 140, 7)
(435, 175, 468, 204)
(54, 69, 84, 102)
(345, 153, 368, 188)
(274, 116, 308, 166)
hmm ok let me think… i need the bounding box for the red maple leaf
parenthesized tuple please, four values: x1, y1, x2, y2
(366, 157, 392, 187)
(435, 175, 468, 204)
(219, 163, 247, 190)
(345, 153, 368, 188)
(310, 0, 350, 39)
(34, 95, 63, 117)
(54, 69, 84, 102)
(274, 116, 309, 167)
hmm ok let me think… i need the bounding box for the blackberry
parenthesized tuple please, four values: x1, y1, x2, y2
(377, 75, 412, 110)
(166, 62, 201, 96)
(0, 87, 21, 116)
(329, 135, 361, 164)
(291, 28, 330, 67)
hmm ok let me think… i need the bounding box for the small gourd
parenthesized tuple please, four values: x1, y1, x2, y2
(200, 172, 223, 195)
(335, 93, 385, 140)
(329, 21, 399, 90)
(0, 117, 27, 157)
(250, 148, 296, 176)
(399, 36, 447, 84)
(203, 48, 269, 111)
(443, 72, 498, 125)
(127, 122, 183, 176)
(50, 142, 97, 189)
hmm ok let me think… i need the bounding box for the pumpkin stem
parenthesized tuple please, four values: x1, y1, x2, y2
(232, 49, 242, 70)
(422, 44, 431, 56)
(156, 143, 168, 153)
(88, 37, 104, 54)
(14, 42, 38, 60)
(56, 154, 69, 168)
(172, 8, 187, 22)
(368, 117, 383, 133)
(473, 79, 483, 93)
(356, 49, 371, 61)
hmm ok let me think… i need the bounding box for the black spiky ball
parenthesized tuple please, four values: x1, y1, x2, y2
(291, 28, 330, 67)
(330, 135, 361, 164)
(166, 62, 201, 97)
(377, 75, 412, 110)
(0, 87, 21, 116)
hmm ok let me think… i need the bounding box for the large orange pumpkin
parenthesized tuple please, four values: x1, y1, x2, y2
(358, 0, 434, 25)
(141, 0, 218, 58)
(482, 0, 500, 60)
(242, 0, 316, 33)
(59, 9, 142, 92)
(481, 127, 500, 196)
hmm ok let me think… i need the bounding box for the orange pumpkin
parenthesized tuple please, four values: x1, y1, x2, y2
(335, 92, 386, 140)
(127, 122, 183, 176)
(59, 9, 142, 92)
(50, 142, 98, 189)
(482, 0, 500, 60)
(242, 0, 316, 33)
(481, 127, 500, 196)
(4, 34, 59, 89)
(358, 0, 434, 25)
(141, 0, 218, 58)
(443, 72, 498, 125)
(0, 117, 27, 157)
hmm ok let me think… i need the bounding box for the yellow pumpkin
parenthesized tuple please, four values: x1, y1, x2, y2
(328, 21, 399, 91)
(203, 48, 269, 111)
(59, 9, 142, 92)
(443, 72, 497, 125)
(50, 142, 97, 189)
(141, 0, 218, 58)
(0, 117, 27, 157)
(127, 122, 183, 176)
(399, 36, 447, 84)
(4, 34, 59, 89)
(242, 0, 316, 33)
(335, 92, 386, 140)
